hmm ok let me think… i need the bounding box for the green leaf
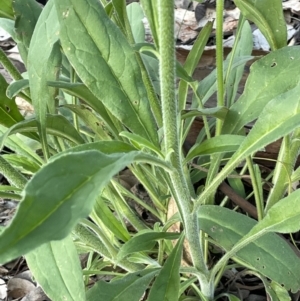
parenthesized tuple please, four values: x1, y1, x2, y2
(198, 206, 300, 292)
(50, 141, 136, 160)
(147, 234, 184, 301)
(0, 18, 15, 38)
(47, 81, 122, 137)
(0, 0, 14, 19)
(54, 0, 158, 145)
(120, 131, 163, 157)
(26, 236, 86, 301)
(222, 47, 300, 134)
(226, 20, 253, 106)
(181, 107, 228, 120)
(13, 0, 42, 63)
(28, 0, 61, 159)
(117, 231, 180, 261)
(234, 0, 286, 50)
(0, 150, 139, 263)
(247, 189, 300, 236)
(0, 124, 43, 165)
(0, 73, 24, 128)
(63, 104, 113, 140)
(185, 135, 245, 163)
(0, 114, 85, 150)
(91, 196, 130, 242)
(3, 153, 40, 174)
(198, 82, 300, 209)
(86, 269, 159, 301)
(127, 2, 145, 43)
(6, 79, 29, 99)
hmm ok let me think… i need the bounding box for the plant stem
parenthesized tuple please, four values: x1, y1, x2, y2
(215, 0, 224, 136)
(0, 156, 27, 189)
(0, 48, 24, 82)
(157, 0, 211, 298)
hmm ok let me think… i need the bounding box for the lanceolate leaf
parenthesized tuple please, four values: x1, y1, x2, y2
(198, 206, 300, 292)
(13, 0, 42, 63)
(0, 114, 85, 150)
(246, 189, 300, 236)
(26, 236, 86, 301)
(234, 0, 286, 50)
(222, 47, 300, 134)
(28, 1, 61, 159)
(197, 83, 300, 208)
(0, 150, 139, 264)
(185, 135, 245, 163)
(47, 81, 122, 137)
(54, 0, 158, 145)
(117, 231, 180, 261)
(148, 234, 184, 301)
(86, 269, 159, 301)
(0, 73, 24, 128)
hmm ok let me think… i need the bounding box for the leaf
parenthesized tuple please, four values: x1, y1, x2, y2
(246, 189, 300, 236)
(119, 131, 163, 157)
(47, 81, 122, 137)
(0, 124, 43, 165)
(91, 196, 130, 242)
(127, 2, 145, 43)
(63, 104, 113, 140)
(0, 114, 85, 150)
(86, 269, 159, 301)
(13, 0, 42, 63)
(181, 107, 228, 120)
(26, 236, 86, 301)
(3, 153, 40, 174)
(50, 141, 136, 160)
(0, 73, 24, 128)
(0, 150, 139, 264)
(185, 135, 245, 163)
(28, 1, 61, 159)
(54, 0, 158, 145)
(234, 0, 286, 50)
(197, 82, 300, 208)
(0, 18, 15, 38)
(117, 231, 180, 261)
(226, 20, 253, 106)
(222, 47, 300, 134)
(6, 79, 29, 99)
(147, 234, 184, 301)
(198, 206, 300, 292)
(0, 0, 14, 19)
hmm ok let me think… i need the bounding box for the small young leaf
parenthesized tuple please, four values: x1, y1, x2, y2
(185, 135, 245, 162)
(86, 269, 159, 301)
(117, 231, 180, 261)
(6, 79, 29, 99)
(0, 150, 139, 264)
(26, 236, 85, 301)
(147, 234, 184, 301)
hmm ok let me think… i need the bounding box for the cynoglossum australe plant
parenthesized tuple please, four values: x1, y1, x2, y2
(1, 0, 300, 300)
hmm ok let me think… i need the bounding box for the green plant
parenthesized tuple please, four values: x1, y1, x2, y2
(0, 0, 300, 300)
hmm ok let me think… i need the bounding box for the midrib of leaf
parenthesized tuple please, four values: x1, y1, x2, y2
(69, 4, 152, 141)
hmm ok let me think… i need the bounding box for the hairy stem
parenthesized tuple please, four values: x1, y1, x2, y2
(157, 0, 212, 298)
